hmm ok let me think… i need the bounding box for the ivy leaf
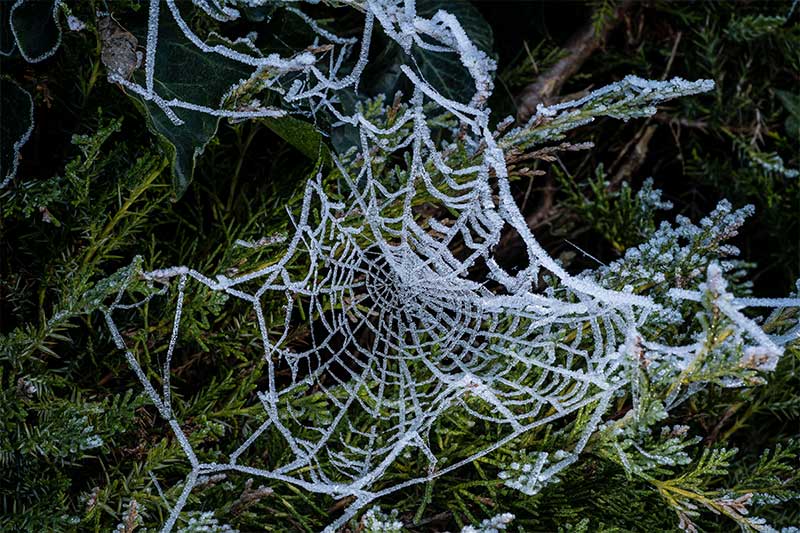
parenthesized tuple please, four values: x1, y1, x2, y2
(0, 78, 35, 188)
(1, 5, 16, 56)
(127, 13, 328, 197)
(261, 116, 330, 164)
(241, 4, 281, 23)
(9, 0, 62, 63)
(413, 0, 494, 103)
(126, 16, 254, 197)
(333, 0, 494, 153)
(357, 0, 493, 104)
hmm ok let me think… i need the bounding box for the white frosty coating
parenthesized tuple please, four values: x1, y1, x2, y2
(101, 1, 800, 531)
(461, 512, 515, 533)
(498, 451, 569, 496)
(234, 234, 288, 249)
(750, 151, 799, 179)
(668, 264, 799, 374)
(0, 80, 35, 189)
(66, 14, 86, 32)
(361, 506, 404, 532)
(176, 512, 239, 533)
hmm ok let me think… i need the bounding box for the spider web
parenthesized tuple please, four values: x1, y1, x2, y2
(100, 1, 799, 530)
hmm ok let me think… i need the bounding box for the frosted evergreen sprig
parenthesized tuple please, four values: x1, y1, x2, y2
(596, 401, 699, 478)
(498, 451, 570, 496)
(460, 512, 515, 533)
(589, 200, 755, 293)
(501, 75, 715, 150)
(361, 506, 404, 533)
(176, 512, 239, 533)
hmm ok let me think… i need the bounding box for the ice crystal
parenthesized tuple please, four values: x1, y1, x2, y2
(66, 14, 86, 32)
(177, 512, 239, 533)
(499, 451, 568, 495)
(100, 1, 800, 531)
(361, 506, 404, 533)
(461, 512, 515, 533)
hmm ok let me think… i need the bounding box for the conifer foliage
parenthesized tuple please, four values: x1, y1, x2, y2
(1, 1, 799, 532)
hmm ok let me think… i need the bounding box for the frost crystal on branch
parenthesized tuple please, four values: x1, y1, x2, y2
(461, 512, 515, 533)
(100, 1, 800, 530)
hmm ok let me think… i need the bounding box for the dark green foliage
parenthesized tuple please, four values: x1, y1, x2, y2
(0, 1, 798, 532)
(260, 116, 331, 165)
(555, 166, 672, 252)
(492, 0, 799, 291)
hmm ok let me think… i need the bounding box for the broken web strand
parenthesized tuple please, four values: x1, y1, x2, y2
(97, 1, 800, 531)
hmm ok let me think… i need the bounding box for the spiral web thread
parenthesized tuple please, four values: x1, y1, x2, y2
(101, 1, 800, 530)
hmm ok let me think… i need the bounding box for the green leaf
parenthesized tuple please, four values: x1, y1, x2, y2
(126, 16, 254, 197)
(413, 0, 495, 103)
(9, 0, 62, 63)
(357, 0, 494, 104)
(331, 0, 494, 153)
(125, 11, 331, 196)
(1, 5, 16, 56)
(0, 78, 34, 187)
(261, 115, 330, 164)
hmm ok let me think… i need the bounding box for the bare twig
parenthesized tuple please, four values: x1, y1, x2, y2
(705, 402, 743, 446)
(653, 112, 709, 130)
(609, 124, 657, 189)
(515, 0, 635, 122)
(230, 478, 273, 516)
(661, 31, 683, 80)
(328, 495, 356, 514)
(412, 511, 452, 528)
(496, 2, 659, 259)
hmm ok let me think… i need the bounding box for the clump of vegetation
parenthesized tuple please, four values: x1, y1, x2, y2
(1, 1, 798, 532)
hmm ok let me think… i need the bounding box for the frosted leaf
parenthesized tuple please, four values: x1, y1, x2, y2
(9, 0, 63, 63)
(99, 1, 800, 531)
(98, 16, 139, 80)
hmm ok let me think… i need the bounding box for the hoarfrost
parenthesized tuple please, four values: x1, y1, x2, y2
(66, 15, 86, 32)
(461, 512, 515, 533)
(100, 1, 800, 531)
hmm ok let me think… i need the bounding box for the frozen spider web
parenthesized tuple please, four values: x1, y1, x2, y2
(101, 1, 800, 531)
